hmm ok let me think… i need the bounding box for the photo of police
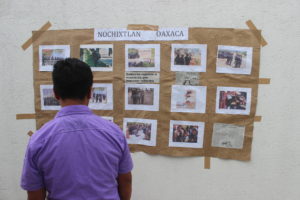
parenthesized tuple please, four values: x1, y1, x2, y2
(217, 50, 246, 68)
(90, 87, 107, 104)
(42, 88, 60, 106)
(128, 87, 154, 105)
(173, 48, 201, 66)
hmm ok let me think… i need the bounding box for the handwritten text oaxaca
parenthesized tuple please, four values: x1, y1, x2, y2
(94, 28, 188, 41)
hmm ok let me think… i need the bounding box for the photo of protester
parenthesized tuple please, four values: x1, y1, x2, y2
(169, 120, 205, 148)
(125, 44, 160, 71)
(39, 45, 70, 71)
(216, 87, 252, 115)
(128, 87, 154, 105)
(172, 124, 198, 143)
(173, 48, 201, 66)
(123, 118, 157, 146)
(90, 87, 107, 104)
(171, 44, 207, 72)
(80, 45, 113, 71)
(89, 83, 113, 110)
(40, 85, 60, 110)
(216, 45, 253, 74)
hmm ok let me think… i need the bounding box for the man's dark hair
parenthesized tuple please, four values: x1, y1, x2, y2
(52, 58, 93, 100)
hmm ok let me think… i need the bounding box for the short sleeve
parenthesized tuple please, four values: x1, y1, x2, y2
(20, 139, 45, 191)
(118, 135, 133, 174)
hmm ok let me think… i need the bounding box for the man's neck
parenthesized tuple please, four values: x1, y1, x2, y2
(59, 98, 89, 107)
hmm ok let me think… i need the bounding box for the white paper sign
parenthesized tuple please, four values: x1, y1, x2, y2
(94, 28, 188, 41)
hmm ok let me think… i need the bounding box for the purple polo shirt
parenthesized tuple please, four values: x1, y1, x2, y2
(21, 105, 133, 200)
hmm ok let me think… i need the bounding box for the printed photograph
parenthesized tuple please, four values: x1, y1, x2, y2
(216, 45, 253, 74)
(89, 83, 113, 110)
(39, 45, 70, 71)
(216, 87, 252, 115)
(125, 84, 160, 111)
(171, 44, 207, 72)
(125, 44, 160, 71)
(169, 120, 205, 148)
(171, 85, 206, 113)
(212, 123, 245, 149)
(40, 85, 60, 110)
(123, 118, 157, 146)
(80, 44, 113, 71)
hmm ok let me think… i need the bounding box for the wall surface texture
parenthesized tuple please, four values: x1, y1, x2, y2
(0, 0, 299, 199)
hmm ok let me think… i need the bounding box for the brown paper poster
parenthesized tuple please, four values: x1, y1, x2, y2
(32, 27, 261, 161)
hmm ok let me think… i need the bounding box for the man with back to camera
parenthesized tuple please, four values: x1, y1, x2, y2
(21, 58, 133, 200)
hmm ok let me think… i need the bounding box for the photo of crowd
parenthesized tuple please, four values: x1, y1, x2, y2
(128, 87, 154, 105)
(126, 122, 152, 141)
(173, 48, 201, 66)
(90, 87, 107, 104)
(219, 91, 247, 110)
(128, 48, 155, 67)
(80, 45, 113, 69)
(42, 88, 59, 106)
(217, 49, 247, 68)
(172, 124, 198, 143)
(41, 49, 66, 66)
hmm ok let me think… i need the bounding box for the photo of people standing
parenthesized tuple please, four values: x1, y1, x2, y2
(217, 49, 247, 69)
(80, 45, 113, 69)
(126, 122, 152, 141)
(172, 124, 198, 143)
(219, 91, 247, 110)
(173, 48, 201, 66)
(128, 48, 155, 67)
(42, 49, 65, 67)
(128, 87, 154, 105)
(90, 87, 107, 104)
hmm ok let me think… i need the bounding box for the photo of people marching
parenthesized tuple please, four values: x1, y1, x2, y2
(174, 48, 201, 66)
(42, 88, 60, 106)
(126, 122, 152, 141)
(42, 49, 65, 66)
(219, 91, 247, 110)
(172, 124, 198, 143)
(217, 49, 247, 69)
(128, 87, 154, 105)
(90, 87, 107, 104)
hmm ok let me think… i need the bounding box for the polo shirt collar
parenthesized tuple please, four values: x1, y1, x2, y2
(55, 105, 92, 118)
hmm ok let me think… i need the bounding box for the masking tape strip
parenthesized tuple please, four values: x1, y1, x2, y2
(204, 157, 211, 169)
(259, 78, 271, 84)
(27, 130, 34, 136)
(16, 113, 36, 120)
(246, 20, 268, 47)
(21, 21, 52, 50)
(127, 24, 159, 31)
(254, 116, 262, 122)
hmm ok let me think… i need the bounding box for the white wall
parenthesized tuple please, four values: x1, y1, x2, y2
(0, 0, 299, 199)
